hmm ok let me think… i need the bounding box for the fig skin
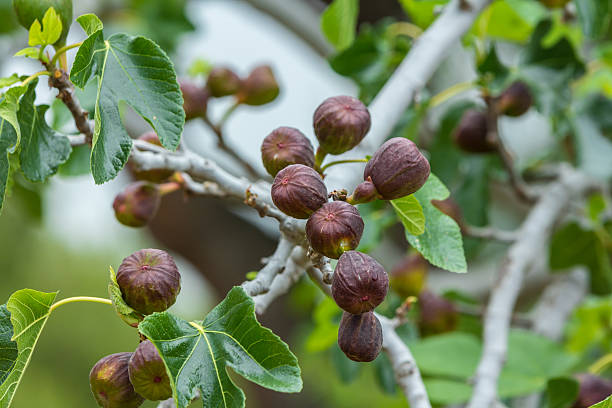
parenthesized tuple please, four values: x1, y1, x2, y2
(497, 81, 532, 117)
(572, 373, 612, 408)
(89, 352, 144, 408)
(337, 311, 383, 362)
(236, 65, 279, 106)
(261, 127, 315, 177)
(113, 182, 161, 228)
(179, 79, 209, 121)
(306, 201, 364, 259)
(348, 177, 380, 205)
(453, 109, 496, 153)
(271, 164, 328, 219)
(313, 95, 371, 155)
(364, 137, 430, 200)
(390, 252, 427, 298)
(129, 132, 175, 182)
(116, 248, 181, 315)
(206, 67, 241, 97)
(128, 340, 172, 401)
(13, 0, 73, 46)
(418, 290, 458, 337)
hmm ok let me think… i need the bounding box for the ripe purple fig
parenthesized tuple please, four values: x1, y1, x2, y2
(206, 67, 241, 97)
(573, 374, 612, 408)
(89, 352, 144, 408)
(116, 249, 181, 315)
(313, 95, 371, 155)
(337, 311, 383, 362)
(261, 127, 315, 177)
(236, 65, 279, 106)
(390, 252, 427, 298)
(113, 182, 161, 228)
(453, 109, 496, 153)
(332, 251, 389, 314)
(271, 164, 327, 219)
(347, 177, 380, 205)
(128, 340, 172, 401)
(129, 132, 175, 183)
(497, 81, 532, 117)
(418, 290, 458, 337)
(306, 201, 364, 259)
(179, 79, 209, 120)
(364, 137, 430, 200)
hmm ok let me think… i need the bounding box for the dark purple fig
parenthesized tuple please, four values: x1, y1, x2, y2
(116, 249, 181, 315)
(271, 164, 327, 219)
(573, 374, 612, 408)
(497, 81, 532, 117)
(347, 177, 380, 205)
(418, 290, 458, 337)
(179, 79, 209, 120)
(261, 127, 315, 177)
(113, 182, 161, 228)
(128, 340, 172, 401)
(332, 251, 389, 314)
(129, 132, 175, 183)
(89, 352, 144, 408)
(389, 252, 427, 298)
(306, 201, 364, 259)
(364, 137, 430, 200)
(453, 109, 496, 153)
(236, 65, 279, 106)
(313, 95, 371, 155)
(337, 311, 383, 362)
(206, 67, 241, 97)
(432, 197, 464, 231)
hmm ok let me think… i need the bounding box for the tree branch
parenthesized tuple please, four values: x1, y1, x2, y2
(462, 224, 519, 243)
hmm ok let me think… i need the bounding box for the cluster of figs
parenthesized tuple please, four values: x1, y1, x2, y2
(90, 248, 181, 407)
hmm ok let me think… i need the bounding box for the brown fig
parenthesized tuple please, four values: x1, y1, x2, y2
(338, 311, 383, 362)
(390, 252, 427, 298)
(271, 164, 327, 219)
(179, 79, 209, 120)
(113, 182, 161, 228)
(116, 248, 181, 315)
(129, 132, 175, 183)
(364, 137, 430, 200)
(418, 290, 458, 337)
(497, 81, 532, 117)
(89, 352, 144, 408)
(332, 251, 389, 314)
(313, 95, 371, 155)
(453, 109, 496, 153)
(236, 65, 279, 106)
(573, 373, 612, 408)
(206, 67, 241, 97)
(347, 177, 380, 205)
(261, 127, 315, 177)
(128, 340, 172, 401)
(306, 201, 364, 259)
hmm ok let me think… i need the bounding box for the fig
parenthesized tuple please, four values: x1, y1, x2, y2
(271, 164, 327, 219)
(261, 127, 315, 177)
(113, 182, 161, 228)
(236, 65, 279, 106)
(179, 79, 209, 120)
(13, 0, 73, 46)
(497, 81, 532, 117)
(364, 137, 430, 200)
(573, 373, 612, 408)
(347, 177, 380, 205)
(390, 252, 427, 298)
(313, 95, 371, 155)
(453, 109, 496, 153)
(306, 201, 364, 259)
(206, 67, 241, 97)
(418, 290, 458, 337)
(128, 340, 172, 401)
(116, 248, 181, 315)
(129, 132, 175, 182)
(337, 311, 383, 362)
(332, 251, 389, 314)
(89, 352, 144, 408)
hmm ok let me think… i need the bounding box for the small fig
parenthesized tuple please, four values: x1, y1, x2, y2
(418, 290, 458, 337)
(128, 340, 172, 401)
(89, 352, 144, 408)
(236, 65, 279, 106)
(13, 0, 73, 46)
(453, 109, 496, 153)
(390, 252, 427, 298)
(347, 177, 380, 205)
(116, 248, 181, 315)
(496, 81, 532, 117)
(306, 201, 364, 259)
(313, 96, 371, 155)
(261, 127, 315, 177)
(179, 79, 209, 120)
(338, 311, 383, 362)
(364, 137, 430, 200)
(129, 132, 175, 182)
(271, 164, 327, 219)
(206, 67, 241, 97)
(113, 182, 161, 228)
(572, 373, 612, 408)
(332, 251, 389, 314)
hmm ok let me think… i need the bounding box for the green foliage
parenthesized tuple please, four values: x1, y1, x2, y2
(545, 377, 580, 408)
(305, 297, 341, 353)
(0, 306, 17, 385)
(471, 0, 546, 43)
(390, 194, 425, 235)
(12, 0, 73, 45)
(398, 0, 448, 28)
(27, 7, 62, 47)
(0, 75, 20, 89)
(356, 201, 396, 253)
(107, 266, 143, 327)
(590, 395, 612, 408)
(566, 296, 612, 355)
(575, 0, 612, 39)
(321, 0, 359, 51)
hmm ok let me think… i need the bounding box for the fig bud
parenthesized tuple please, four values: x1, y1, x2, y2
(116, 248, 181, 315)
(206, 67, 241, 97)
(332, 251, 389, 314)
(364, 137, 430, 200)
(179, 79, 209, 120)
(113, 182, 161, 228)
(128, 340, 172, 401)
(497, 81, 532, 117)
(13, 0, 73, 45)
(261, 127, 315, 177)
(337, 311, 383, 362)
(271, 164, 327, 219)
(89, 352, 144, 408)
(573, 373, 612, 408)
(453, 109, 496, 153)
(129, 132, 175, 182)
(313, 96, 371, 155)
(236, 65, 279, 106)
(348, 177, 380, 204)
(306, 201, 364, 259)
(390, 252, 427, 298)
(418, 290, 458, 337)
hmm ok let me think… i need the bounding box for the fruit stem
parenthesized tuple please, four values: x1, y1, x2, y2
(157, 181, 182, 196)
(21, 70, 51, 86)
(430, 81, 476, 108)
(217, 101, 240, 129)
(49, 296, 113, 313)
(320, 158, 368, 172)
(589, 353, 612, 374)
(314, 148, 327, 173)
(50, 42, 83, 68)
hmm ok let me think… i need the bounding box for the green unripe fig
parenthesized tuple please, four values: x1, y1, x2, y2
(89, 352, 144, 408)
(128, 340, 172, 401)
(389, 252, 427, 298)
(13, 0, 73, 45)
(236, 65, 279, 106)
(206, 67, 241, 97)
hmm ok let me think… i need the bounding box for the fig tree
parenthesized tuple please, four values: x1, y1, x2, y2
(113, 182, 161, 228)
(337, 311, 383, 362)
(261, 127, 315, 177)
(271, 164, 327, 219)
(128, 340, 172, 401)
(236, 65, 279, 106)
(89, 352, 144, 408)
(13, 0, 73, 46)
(453, 109, 496, 153)
(306, 201, 364, 259)
(206, 67, 241, 97)
(390, 252, 427, 298)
